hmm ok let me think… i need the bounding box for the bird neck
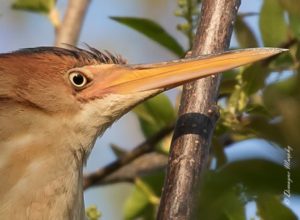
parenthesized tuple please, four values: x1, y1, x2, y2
(0, 92, 155, 219)
(0, 106, 87, 220)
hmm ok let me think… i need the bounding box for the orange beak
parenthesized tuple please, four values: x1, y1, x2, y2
(78, 48, 286, 97)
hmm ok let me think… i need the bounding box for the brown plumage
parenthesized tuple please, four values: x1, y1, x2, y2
(0, 46, 286, 219)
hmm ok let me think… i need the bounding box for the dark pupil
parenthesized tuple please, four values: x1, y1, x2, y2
(73, 74, 84, 85)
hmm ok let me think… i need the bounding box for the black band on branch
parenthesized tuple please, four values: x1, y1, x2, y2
(173, 113, 214, 141)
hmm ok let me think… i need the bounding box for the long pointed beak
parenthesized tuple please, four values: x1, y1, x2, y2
(79, 48, 286, 97)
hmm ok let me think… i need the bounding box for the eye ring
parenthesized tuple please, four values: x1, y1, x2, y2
(69, 72, 88, 89)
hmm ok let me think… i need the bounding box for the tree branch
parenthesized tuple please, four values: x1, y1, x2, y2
(83, 124, 174, 189)
(84, 153, 168, 186)
(157, 1, 241, 219)
(54, 0, 91, 46)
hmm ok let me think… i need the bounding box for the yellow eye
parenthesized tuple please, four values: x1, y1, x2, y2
(69, 72, 88, 89)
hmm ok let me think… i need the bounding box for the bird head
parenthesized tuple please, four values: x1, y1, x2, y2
(0, 47, 285, 158)
(0, 46, 286, 219)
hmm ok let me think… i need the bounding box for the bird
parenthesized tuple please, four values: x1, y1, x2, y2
(0, 46, 285, 219)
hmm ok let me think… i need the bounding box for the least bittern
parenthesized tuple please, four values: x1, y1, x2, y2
(0, 46, 285, 219)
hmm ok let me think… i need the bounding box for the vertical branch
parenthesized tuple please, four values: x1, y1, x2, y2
(54, 0, 91, 46)
(157, 0, 241, 219)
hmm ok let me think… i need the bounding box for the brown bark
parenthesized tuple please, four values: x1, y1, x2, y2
(157, 1, 241, 219)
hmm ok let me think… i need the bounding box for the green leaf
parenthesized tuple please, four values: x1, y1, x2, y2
(123, 172, 164, 220)
(133, 94, 175, 137)
(198, 187, 246, 220)
(263, 75, 298, 118)
(256, 194, 298, 220)
(234, 15, 258, 48)
(110, 17, 185, 56)
(123, 186, 150, 220)
(244, 104, 270, 117)
(12, 0, 55, 13)
(296, 42, 300, 59)
(241, 64, 269, 95)
(269, 51, 294, 70)
(279, 0, 300, 15)
(198, 159, 300, 220)
(262, 74, 300, 149)
(289, 14, 300, 39)
(259, 0, 288, 46)
(246, 115, 286, 145)
(204, 159, 300, 196)
(220, 70, 238, 96)
(139, 205, 156, 220)
(138, 171, 165, 197)
(279, 0, 300, 39)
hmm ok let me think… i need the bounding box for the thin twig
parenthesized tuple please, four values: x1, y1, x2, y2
(83, 124, 174, 189)
(157, 0, 241, 219)
(55, 0, 91, 46)
(239, 12, 259, 17)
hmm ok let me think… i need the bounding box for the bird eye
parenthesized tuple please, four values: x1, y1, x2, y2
(69, 72, 88, 89)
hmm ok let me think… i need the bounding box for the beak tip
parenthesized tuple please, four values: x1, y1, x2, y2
(259, 47, 289, 55)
